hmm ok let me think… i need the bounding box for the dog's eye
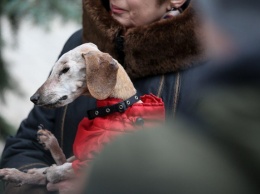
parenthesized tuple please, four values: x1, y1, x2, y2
(59, 67, 70, 75)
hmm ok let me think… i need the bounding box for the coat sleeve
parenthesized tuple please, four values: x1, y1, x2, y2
(0, 106, 57, 170)
(0, 29, 83, 171)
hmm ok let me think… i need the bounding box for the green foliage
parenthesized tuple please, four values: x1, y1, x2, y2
(0, 115, 16, 139)
(2, 0, 82, 32)
(0, 48, 12, 102)
(0, 0, 82, 138)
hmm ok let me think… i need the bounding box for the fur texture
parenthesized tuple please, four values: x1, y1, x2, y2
(82, 0, 203, 79)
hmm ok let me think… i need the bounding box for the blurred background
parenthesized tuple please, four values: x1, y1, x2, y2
(0, 0, 81, 173)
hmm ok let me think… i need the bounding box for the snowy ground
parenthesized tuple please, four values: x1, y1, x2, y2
(0, 17, 80, 155)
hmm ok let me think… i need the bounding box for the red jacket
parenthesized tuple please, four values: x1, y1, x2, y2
(72, 94, 165, 173)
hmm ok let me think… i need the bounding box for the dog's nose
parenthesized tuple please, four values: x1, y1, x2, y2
(30, 93, 40, 104)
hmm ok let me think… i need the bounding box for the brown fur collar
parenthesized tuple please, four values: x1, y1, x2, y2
(83, 0, 203, 79)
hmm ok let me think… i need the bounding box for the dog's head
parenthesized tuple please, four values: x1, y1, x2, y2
(30, 43, 119, 108)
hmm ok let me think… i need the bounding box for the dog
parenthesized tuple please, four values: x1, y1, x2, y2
(0, 43, 164, 189)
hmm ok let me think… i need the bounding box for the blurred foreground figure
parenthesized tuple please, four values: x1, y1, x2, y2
(84, 0, 260, 193)
(198, 0, 260, 58)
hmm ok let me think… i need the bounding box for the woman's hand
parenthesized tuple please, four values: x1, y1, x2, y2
(45, 163, 86, 194)
(47, 178, 85, 194)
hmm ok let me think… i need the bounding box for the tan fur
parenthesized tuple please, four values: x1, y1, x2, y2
(111, 64, 136, 100)
(83, 51, 136, 100)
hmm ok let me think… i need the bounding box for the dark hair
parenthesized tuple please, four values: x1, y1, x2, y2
(101, 0, 110, 11)
(157, 0, 168, 5)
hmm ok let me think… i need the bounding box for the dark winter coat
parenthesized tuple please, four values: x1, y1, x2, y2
(0, 1, 206, 191)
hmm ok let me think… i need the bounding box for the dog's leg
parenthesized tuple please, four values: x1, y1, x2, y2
(0, 127, 68, 185)
(66, 156, 76, 163)
(27, 167, 48, 176)
(45, 163, 75, 184)
(37, 126, 66, 165)
(37, 128, 66, 165)
(0, 168, 47, 186)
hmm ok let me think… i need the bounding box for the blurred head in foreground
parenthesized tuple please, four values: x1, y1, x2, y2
(196, 0, 260, 58)
(83, 1, 260, 194)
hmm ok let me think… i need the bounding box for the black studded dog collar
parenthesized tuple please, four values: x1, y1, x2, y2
(86, 94, 140, 120)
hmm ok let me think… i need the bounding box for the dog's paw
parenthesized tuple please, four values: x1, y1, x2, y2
(0, 168, 47, 185)
(37, 129, 58, 150)
(0, 168, 26, 185)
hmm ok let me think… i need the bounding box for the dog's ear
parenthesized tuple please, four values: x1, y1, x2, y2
(82, 51, 119, 100)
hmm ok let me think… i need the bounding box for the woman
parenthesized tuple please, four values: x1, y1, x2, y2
(0, 0, 204, 193)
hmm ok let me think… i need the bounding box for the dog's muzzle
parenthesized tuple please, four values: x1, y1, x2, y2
(30, 93, 40, 105)
(30, 93, 68, 106)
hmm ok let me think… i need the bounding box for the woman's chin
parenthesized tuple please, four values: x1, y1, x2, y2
(111, 15, 133, 28)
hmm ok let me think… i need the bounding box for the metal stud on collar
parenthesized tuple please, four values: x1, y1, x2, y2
(86, 94, 140, 120)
